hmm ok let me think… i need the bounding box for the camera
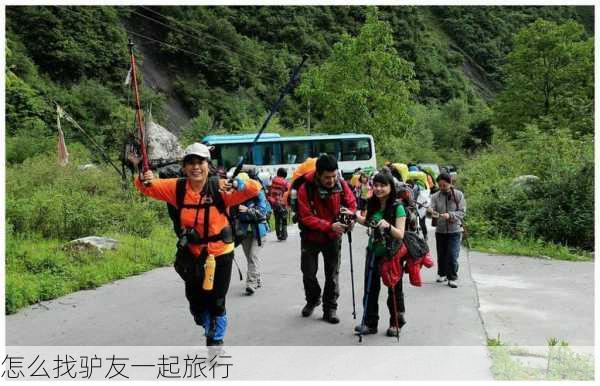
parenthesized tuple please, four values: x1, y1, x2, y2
(335, 209, 356, 227)
(177, 228, 202, 250)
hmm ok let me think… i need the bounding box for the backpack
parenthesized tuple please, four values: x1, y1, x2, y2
(403, 231, 430, 261)
(286, 158, 318, 222)
(169, 176, 242, 247)
(267, 177, 288, 209)
(396, 185, 420, 233)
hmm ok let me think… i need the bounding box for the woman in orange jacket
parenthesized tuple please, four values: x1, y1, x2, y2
(130, 143, 261, 346)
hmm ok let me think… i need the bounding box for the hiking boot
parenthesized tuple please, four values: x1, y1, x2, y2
(436, 276, 447, 283)
(206, 337, 224, 346)
(245, 287, 255, 295)
(386, 326, 401, 337)
(448, 280, 458, 288)
(301, 300, 321, 317)
(322, 310, 340, 324)
(354, 324, 378, 335)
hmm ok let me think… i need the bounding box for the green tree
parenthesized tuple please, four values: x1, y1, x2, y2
(296, 7, 419, 154)
(494, 19, 593, 136)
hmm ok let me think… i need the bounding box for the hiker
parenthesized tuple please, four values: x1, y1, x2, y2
(355, 172, 372, 214)
(296, 154, 357, 324)
(233, 170, 272, 295)
(129, 143, 261, 346)
(427, 172, 466, 288)
(350, 167, 363, 193)
(348, 171, 407, 337)
(267, 167, 291, 241)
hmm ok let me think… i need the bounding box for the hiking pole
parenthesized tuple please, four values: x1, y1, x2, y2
(233, 257, 243, 281)
(128, 39, 151, 185)
(230, 55, 308, 182)
(347, 231, 357, 320)
(358, 250, 376, 343)
(390, 285, 401, 343)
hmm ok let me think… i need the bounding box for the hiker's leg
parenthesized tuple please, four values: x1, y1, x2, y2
(300, 239, 321, 304)
(322, 238, 342, 312)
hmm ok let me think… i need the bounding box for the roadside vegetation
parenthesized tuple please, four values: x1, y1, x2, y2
(487, 335, 594, 380)
(5, 5, 593, 313)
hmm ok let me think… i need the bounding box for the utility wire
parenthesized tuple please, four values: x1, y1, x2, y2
(123, 28, 280, 84)
(58, 6, 281, 85)
(139, 5, 274, 68)
(130, 8, 276, 74)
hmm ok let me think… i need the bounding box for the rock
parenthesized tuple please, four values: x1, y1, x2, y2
(78, 164, 98, 171)
(65, 237, 119, 253)
(511, 175, 539, 187)
(145, 119, 184, 163)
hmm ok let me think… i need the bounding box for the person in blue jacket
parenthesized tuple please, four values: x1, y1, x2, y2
(235, 171, 272, 295)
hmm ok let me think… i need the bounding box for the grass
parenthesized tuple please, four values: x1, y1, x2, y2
(469, 236, 593, 262)
(5, 223, 176, 315)
(5, 213, 286, 315)
(487, 335, 594, 380)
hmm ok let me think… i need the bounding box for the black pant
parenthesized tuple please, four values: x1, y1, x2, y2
(362, 249, 405, 328)
(274, 206, 288, 240)
(175, 248, 233, 323)
(300, 238, 342, 311)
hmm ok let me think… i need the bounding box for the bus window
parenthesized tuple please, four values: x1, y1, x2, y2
(314, 140, 341, 160)
(282, 142, 311, 164)
(342, 138, 371, 161)
(252, 142, 281, 166)
(220, 143, 251, 170)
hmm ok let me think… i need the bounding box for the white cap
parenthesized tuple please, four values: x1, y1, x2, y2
(183, 143, 212, 161)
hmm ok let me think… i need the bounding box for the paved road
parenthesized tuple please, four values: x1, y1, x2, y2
(470, 250, 594, 348)
(6, 221, 594, 378)
(6, 223, 487, 347)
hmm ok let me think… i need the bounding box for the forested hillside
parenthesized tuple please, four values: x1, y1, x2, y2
(5, 5, 594, 313)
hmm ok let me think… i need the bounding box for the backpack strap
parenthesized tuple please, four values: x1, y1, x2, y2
(171, 177, 188, 236)
(450, 187, 460, 209)
(173, 176, 234, 245)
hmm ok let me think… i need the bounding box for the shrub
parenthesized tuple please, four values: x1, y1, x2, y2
(460, 126, 593, 251)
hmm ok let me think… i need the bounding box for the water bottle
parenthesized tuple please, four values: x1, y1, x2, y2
(290, 188, 297, 208)
(202, 254, 216, 291)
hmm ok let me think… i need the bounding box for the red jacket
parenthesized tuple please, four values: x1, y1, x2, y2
(297, 171, 357, 243)
(267, 176, 290, 207)
(380, 243, 434, 288)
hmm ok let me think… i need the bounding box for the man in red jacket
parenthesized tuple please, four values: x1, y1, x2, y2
(296, 154, 357, 324)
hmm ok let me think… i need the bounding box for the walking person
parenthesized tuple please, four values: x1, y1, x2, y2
(130, 143, 261, 346)
(348, 171, 407, 337)
(296, 154, 357, 323)
(267, 167, 291, 241)
(234, 171, 272, 295)
(428, 172, 466, 288)
(356, 172, 372, 215)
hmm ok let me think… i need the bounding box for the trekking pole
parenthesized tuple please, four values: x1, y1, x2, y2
(232, 257, 243, 281)
(390, 286, 400, 343)
(358, 250, 376, 343)
(230, 55, 308, 182)
(347, 231, 357, 320)
(128, 39, 151, 185)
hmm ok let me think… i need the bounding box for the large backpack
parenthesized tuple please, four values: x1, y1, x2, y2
(267, 177, 288, 208)
(396, 184, 420, 233)
(286, 158, 318, 222)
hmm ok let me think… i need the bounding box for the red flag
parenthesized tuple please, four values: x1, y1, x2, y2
(56, 105, 69, 166)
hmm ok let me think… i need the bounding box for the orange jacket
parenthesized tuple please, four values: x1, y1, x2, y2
(135, 177, 261, 257)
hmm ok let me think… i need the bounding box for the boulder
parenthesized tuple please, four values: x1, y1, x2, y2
(145, 119, 184, 163)
(511, 175, 539, 187)
(78, 164, 98, 171)
(65, 236, 119, 253)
